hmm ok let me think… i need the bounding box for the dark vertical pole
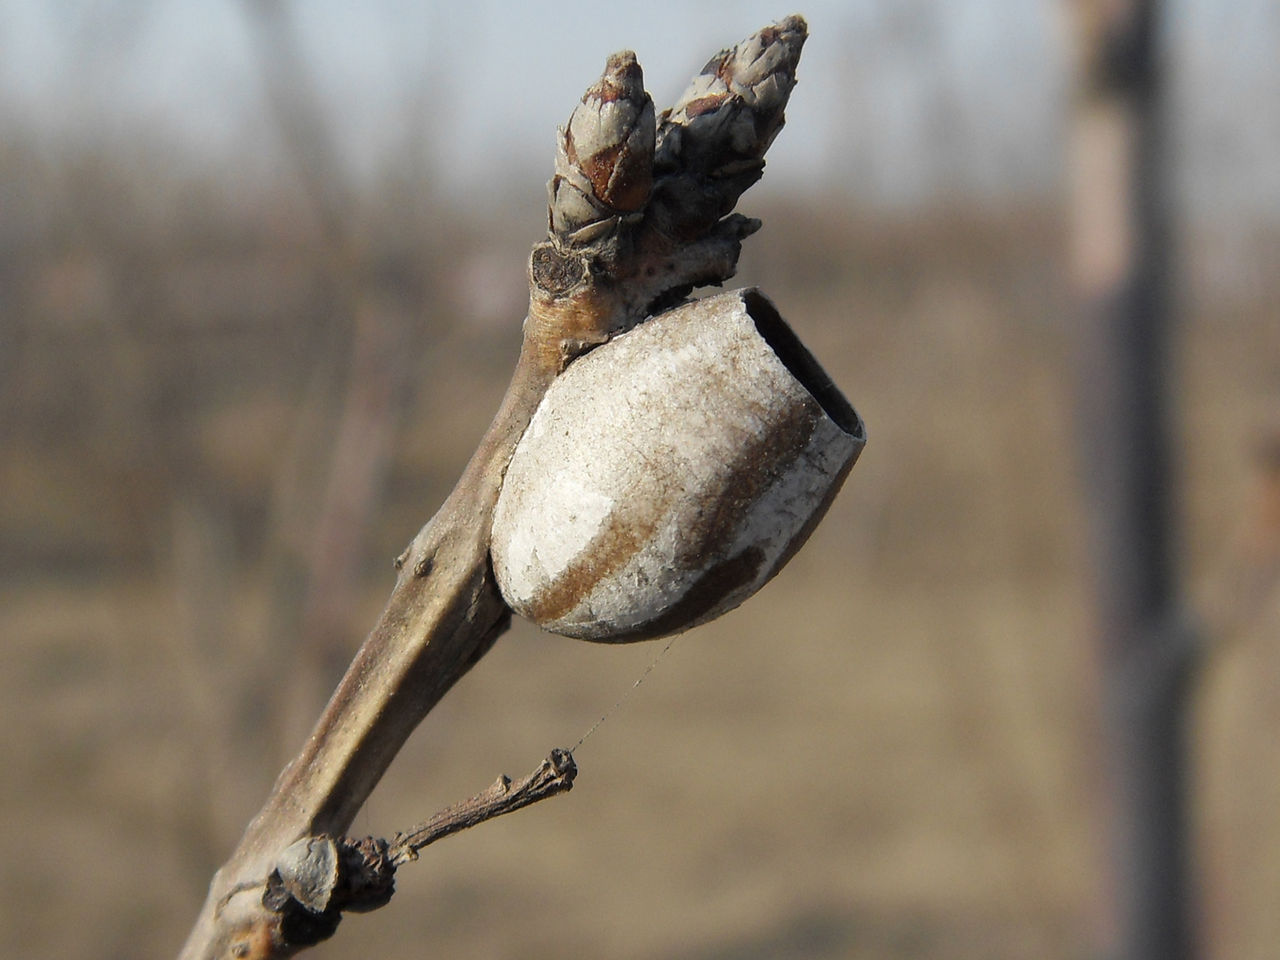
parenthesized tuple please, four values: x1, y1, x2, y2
(1070, 2, 1199, 959)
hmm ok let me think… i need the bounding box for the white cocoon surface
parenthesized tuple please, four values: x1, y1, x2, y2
(491, 288, 864, 641)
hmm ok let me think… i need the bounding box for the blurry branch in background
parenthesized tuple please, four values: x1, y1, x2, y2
(242, 0, 353, 244)
(1068, 2, 1199, 959)
(178, 17, 808, 959)
(237, 0, 423, 754)
(32, 2, 252, 881)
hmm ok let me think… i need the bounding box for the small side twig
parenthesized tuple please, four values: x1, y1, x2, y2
(390, 748, 578, 864)
(255, 751, 579, 949)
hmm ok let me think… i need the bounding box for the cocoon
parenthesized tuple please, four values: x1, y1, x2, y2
(491, 288, 864, 641)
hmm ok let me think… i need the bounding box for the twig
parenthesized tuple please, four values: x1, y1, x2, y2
(390, 748, 578, 864)
(177, 18, 806, 959)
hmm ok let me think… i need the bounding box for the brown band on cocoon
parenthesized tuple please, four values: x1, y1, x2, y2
(524, 509, 657, 626)
(623, 546, 767, 642)
(672, 390, 819, 571)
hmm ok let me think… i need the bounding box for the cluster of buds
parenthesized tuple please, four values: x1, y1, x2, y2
(544, 15, 806, 256)
(531, 16, 810, 352)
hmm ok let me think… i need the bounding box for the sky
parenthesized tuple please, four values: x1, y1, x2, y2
(1, 0, 1277, 223)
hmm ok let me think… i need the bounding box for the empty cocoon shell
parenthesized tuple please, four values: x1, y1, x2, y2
(491, 288, 864, 641)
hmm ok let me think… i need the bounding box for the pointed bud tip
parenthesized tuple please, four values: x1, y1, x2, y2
(775, 14, 808, 39)
(734, 15, 807, 61)
(604, 50, 641, 77)
(585, 50, 645, 105)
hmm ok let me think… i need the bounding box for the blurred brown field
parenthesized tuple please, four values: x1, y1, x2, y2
(3, 85, 1280, 960)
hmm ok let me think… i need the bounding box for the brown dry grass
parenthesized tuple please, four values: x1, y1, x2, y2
(2, 156, 1278, 960)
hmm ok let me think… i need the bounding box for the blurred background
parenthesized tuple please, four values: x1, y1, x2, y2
(2, 2, 1278, 958)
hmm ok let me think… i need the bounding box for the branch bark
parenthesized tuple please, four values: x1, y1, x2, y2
(178, 17, 809, 959)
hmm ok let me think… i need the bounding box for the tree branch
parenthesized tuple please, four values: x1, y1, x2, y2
(178, 17, 808, 960)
